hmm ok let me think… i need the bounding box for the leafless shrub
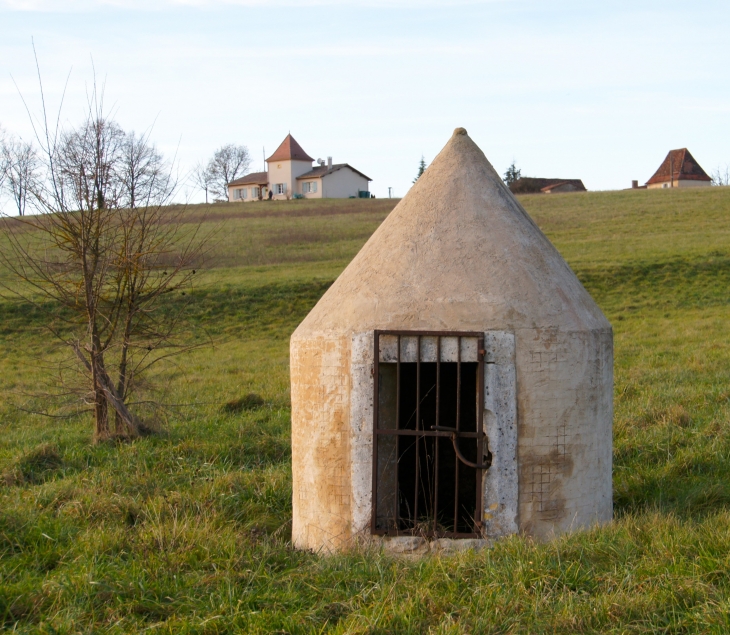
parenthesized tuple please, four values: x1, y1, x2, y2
(0, 67, 209, 442)
(191, 161, 214, 204)
(711, 165, 730, 186)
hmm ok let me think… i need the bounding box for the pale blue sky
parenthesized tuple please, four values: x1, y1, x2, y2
(1, 0, 728, 201)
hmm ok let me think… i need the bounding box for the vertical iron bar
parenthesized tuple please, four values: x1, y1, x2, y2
(395, 334, 401, 530)
(413, 336, 421, 526)
(454, 336, 461, 533)
(434, 336, 441, 533)
(475, 337, 485, 534)
(371, 331, 380, 535)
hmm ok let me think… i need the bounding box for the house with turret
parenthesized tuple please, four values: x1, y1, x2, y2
(227, 134, 372, 202)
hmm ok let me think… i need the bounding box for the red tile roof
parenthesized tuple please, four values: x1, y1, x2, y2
(227, 171, 268, 187)
(509, 178, 585, 194)
(266, 134, 315, 163)
(296, 163, 372, 181)
(540, 180, 586, 193)
(646, 148, 711, 185)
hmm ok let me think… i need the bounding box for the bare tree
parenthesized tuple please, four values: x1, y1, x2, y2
(0, 125, 7, 192)
(1, 82, 206, 442)
(1, 135, 40, 216)
(119, 130, 168, 209)
(192, 161, 214, 204)
(205, 144, 251, 201)
(711, 165, 730, 186)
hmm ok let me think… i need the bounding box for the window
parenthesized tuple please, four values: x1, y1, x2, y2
(252, 186, 260, 198)
(373, 331, 488, 537)
(302, 182, 310, 194)
(275, 183, 287, 195)
(242, 188, 248, 199)
(233, 188, 242, 200)
(312, 182, 318, 193)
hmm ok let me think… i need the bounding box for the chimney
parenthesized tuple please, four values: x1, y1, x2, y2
(631, 180, 638, 189)
(327, 156, 332, 170)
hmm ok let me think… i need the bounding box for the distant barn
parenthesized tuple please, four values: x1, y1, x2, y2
(645, 148, 711, 189)
(509, 178, 586, 195)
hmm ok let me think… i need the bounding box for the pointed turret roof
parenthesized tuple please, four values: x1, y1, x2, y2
(293, 128, 609, 339)
(266, 134, 314, 163)
(646, 148, 711, 186)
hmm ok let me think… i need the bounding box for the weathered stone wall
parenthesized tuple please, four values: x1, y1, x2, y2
(291, 327, 611, 551)
(290, 336, 352, 552)
(482, 331, 518, 537)
(515, 327, 613, 537)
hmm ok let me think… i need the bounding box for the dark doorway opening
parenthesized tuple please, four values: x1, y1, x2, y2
(372, 332, 488, 537)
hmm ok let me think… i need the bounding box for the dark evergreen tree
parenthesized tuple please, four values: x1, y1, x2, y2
(413, 155, 427, 183)
(503, 160, 522, 186)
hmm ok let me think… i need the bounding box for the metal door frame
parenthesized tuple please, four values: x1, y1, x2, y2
(371, 330, 486, 538)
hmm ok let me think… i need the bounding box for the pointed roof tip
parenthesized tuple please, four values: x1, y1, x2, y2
(266, 133, 315, 163)
(646, 147, 711, 185)
(292, 127, 610, 338)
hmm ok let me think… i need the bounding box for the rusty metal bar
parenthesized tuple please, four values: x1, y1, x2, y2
(375, 329, 484, 337)
(413, 336, 421, 525)
(371, 331, 380, 534)
(453, 336, 461, 533)
(434, 336, 441, 533)
(396, 334, 401, 529)
(379, 428, 482, 438)
(371, 529, 480, 539)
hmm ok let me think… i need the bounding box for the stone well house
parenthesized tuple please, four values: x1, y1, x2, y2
(290, 128, 613, 553)
(227, 134, 372, 202)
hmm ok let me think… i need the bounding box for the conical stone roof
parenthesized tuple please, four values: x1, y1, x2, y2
(294, 128, 609, 338)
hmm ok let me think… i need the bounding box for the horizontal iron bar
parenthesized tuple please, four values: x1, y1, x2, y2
(375, 429, 483, 438)
(371, 530, 483, 539)
(374, 329, 484, 337)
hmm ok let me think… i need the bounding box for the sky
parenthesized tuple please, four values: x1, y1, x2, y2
(1, 0, 729, 202)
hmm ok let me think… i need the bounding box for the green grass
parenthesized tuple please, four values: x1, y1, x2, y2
(1, 190, 730, 633)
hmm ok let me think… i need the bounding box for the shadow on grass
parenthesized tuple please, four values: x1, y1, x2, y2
(575, 251, 730, 311)
(0, 279, 334, 340)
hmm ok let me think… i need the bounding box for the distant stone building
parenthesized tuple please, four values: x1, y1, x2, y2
(509, 178, 586, 195)
(645, 148, 712, 189)
(227, 134, 371, 202)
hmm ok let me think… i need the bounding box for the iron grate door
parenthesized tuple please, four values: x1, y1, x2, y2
(371, 331, 489, 538)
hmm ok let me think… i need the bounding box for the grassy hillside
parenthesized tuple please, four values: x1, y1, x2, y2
(1, 189, 730, 633)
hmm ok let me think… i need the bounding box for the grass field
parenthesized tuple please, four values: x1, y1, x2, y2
(1, 188, 730, 633)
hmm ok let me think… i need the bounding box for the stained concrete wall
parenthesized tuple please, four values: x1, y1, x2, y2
(514, 327, 613, 537)
(290, 336, 352, 551)
(291, 327, 611, 552)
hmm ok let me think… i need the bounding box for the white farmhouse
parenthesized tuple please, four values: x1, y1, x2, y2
(227, 134, 372, 202)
